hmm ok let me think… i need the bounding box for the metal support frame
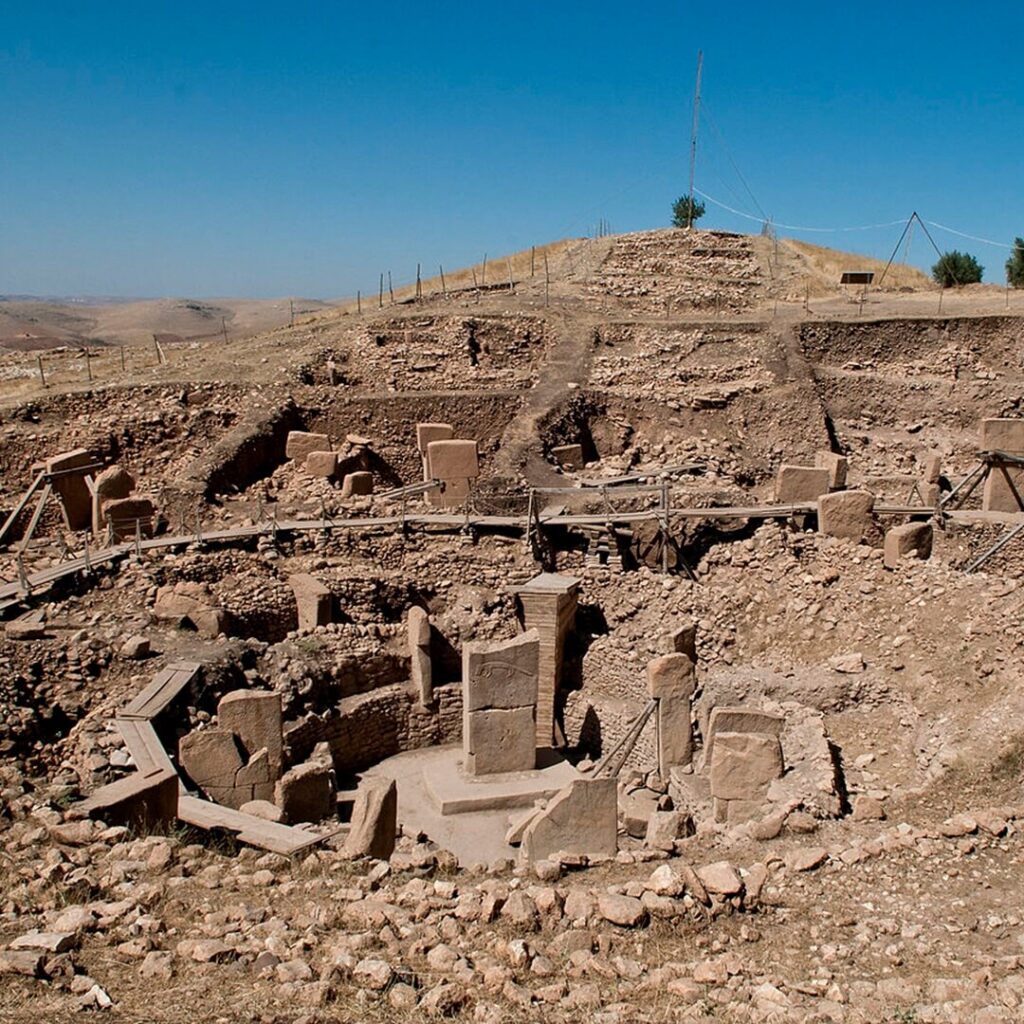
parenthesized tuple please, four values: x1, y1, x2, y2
(964, 520, 1024, 574)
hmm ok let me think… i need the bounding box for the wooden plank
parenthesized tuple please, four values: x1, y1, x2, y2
(120, 661, 202, 720)
(177, 794, 334, 855)
(0, 471, 46, 546)
(115, 718, 176, 778)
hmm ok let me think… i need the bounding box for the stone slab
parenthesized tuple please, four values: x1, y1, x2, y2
(520, 776, 618, 863)
(982, 465, 1024, 512)
(709, 731, 784, 801)
(815, 451, 849, 489)
(416, 422, 454, 453)
(286, 431, 330, 462)
(775, 465, 831, 503)
(47, 448, 93, 530)
(426, 439, 479, 480)
(462, 630, 539, 711)
(464, 706, 536, 775)
(980, 418, 1024, 453)
(884, 522, 933, 569)
(218, 690, 283, 777)
(423, 753, 579, 815)
(304, 451, 337, 477)
(646, 652, 696, 700)
(102, 497, 157, 541)
(551, 444, 585, 470)
(817, 488, 875, 541)
(341, 471, 373, 497)
(288, 573, 332, 631)
(704, 706, 784, 768)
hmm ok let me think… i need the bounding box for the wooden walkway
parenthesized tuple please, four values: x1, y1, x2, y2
(73, 659, 340, 855)
(0, 498, 989, 615)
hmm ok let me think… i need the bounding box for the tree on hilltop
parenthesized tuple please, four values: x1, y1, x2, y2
(1006, 238, 1024, 288)
(932, 250, 983, 288)
(672, 194, 705, 229)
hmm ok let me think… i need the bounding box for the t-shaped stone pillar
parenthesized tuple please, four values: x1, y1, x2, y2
(647, 651, 696, 778)
(512, 573, 579, 747)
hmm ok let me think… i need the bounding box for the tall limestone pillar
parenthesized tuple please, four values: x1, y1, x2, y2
(513, 573, 579, 748)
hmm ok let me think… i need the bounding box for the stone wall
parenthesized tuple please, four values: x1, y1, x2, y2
(284, 681, 463, 776)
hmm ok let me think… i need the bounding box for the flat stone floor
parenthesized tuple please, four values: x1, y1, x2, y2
(363, 744, 579, 866)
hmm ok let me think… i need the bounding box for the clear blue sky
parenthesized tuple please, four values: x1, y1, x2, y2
(2, 2, 1021, 298)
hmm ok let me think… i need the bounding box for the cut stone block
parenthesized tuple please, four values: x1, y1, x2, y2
(408, 607, 432, 705)
(435, 477, 471, 506)
(982, 464, 1024, 512)
(239, 799, 284, 823)
(274, 761, 334, 824)
(93, 464, 135, 501)
(662, 622, 697, 659)
(237, 747, 274, 802)
(426, 439, 480, 480)
(286, 431, 330, 463)
(416, 422, 454, 453)
(46, 448, 93, 530)
(153, 582, 227, 638)
(550, 444, 585, 470)
(922, 452, 942, 484)
(980, 417, 1024, 453)
(884, 522, 933, 569)
(341, 471, 374, 497)
(646, 653, 696, 700)
(179, 728, 244, 805)
(775, 465, 831, 503)
(102, 497, 157, 541)
(709, 731, 784, 801)
(218, 690, 283, 778)
(288, 573, 332, 631)
(705, 706, 784, 767)
(817, 488, 875, 541)
(815, 451, 849, 489)
(520, 777, 618, 863)
(463, 630, 540, 712)
(304, 450, 337, 477)
(345, 778, 398, 859)
(464, 706, 536, 775)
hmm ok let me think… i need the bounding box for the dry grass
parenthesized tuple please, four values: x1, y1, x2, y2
(311, 239, 577, 321)
(782, 238, 933, 292)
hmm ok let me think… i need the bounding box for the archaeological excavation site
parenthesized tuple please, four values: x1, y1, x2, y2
(3, 229, 1024, 1023)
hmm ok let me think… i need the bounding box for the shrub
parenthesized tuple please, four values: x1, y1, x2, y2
(932, 250, 983, 287)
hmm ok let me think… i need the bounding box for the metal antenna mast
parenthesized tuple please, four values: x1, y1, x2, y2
(687, 50, 704, 229)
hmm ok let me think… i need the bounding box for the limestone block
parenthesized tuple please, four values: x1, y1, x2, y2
(982, 465, 1024, 512)
(102, 497, 157, 541)
(239, 799, 284, 823)
(345, 778, 398, 859)
(705, 706, 784, 767)
(274, 761, 334, 824)
(815, 451, 849, 490)
(416, 422, 454, 453)
(918, 481, 941, 505)
(218, 690, 283, 778)
(288, 573, 332, 631)
(662, 622, 697, 659)
(463, 630, 540, 711)
(237, 748, 274, 802)
(709, 731, 784, 801)
(646, 653, 696, 700)
(884, 522, 933, 569)
(817, 488, 875, 541)
(5, 610, 46, 640)
(341, 471, 374, 497)
(435, 477, 471, 506)
(408, 607, 432, 705)
(153, 582, 227, 638)
(645, 810, 692, 850)
(304, 450, 337, 477)
(922, 452, 942, 484)
(550, 444, 585, 470)
(980, 417, 1024, 453)
(286, 431, 330, 462)
(93, 464, 134, 501)
(775, 465, 831, 503)
(427, 439, 479, 480)
(75, 769, 178, 830)
(520, 777, 618, 863)
(464, 706, 536, 775)
(657, 694, 693, 775)
(46, 449, 93, 530)
(178, 729, 244, 805)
